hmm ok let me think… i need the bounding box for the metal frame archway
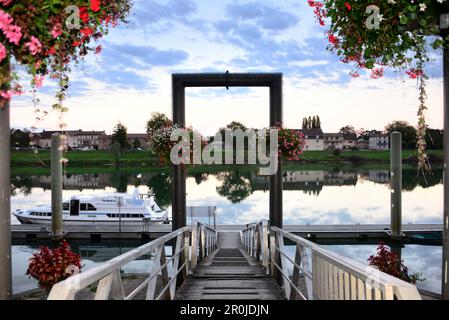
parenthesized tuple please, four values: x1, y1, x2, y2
(171, 73, 283, 231)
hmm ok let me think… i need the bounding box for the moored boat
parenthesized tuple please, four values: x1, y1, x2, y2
(12, 189, 170, 226)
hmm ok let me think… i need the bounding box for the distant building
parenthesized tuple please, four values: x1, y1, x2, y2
(98, 134, 112, 150)
(369, 134, 390, 150)
(324, 133, 344, 150)
(357, 138, 369, 150)
(299, 128, 324, 151)
(343, 133, 357, 149)
(127, 133, 149, 150)
(36, 130, 104, 150)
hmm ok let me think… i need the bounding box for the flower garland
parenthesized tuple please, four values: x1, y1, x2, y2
(308, 0, 449, 173)
(0, 0, 132, 130)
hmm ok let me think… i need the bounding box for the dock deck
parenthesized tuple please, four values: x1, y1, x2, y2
(175, 232, 285, 300)
(11, 223, 443, 242)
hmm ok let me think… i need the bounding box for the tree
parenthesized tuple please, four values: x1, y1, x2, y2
(10, 128, 31, 148)
(425, 128, 444, 150)
(111, 122, 129, 151)
(302, 115, 321, 129)
(385, 121, 417, 149)
(226, 121, 248, 131)
(216, 171, 253, 204)
(132, 138, 141, 150)
(146, 113, 172, 135)
(339, 125, 356, 135)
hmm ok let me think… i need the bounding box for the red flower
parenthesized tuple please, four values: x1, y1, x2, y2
(90, 0, 101, 12)
(79, 7, 89, 24)
(95, 45, 102, 54)
(344, 2, 351, 10)
(81, 27, 93, 37)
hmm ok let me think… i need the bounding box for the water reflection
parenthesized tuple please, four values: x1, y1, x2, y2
(11, 166, 444, 226)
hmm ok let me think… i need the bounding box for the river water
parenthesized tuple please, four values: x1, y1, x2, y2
(10, 166, 444, 295)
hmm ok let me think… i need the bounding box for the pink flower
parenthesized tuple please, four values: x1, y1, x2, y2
(2, 24, 22, 45)
(51, 23, 63, 39)
(33, 75, 44, 88)
(25, 36, 42, 55)
(0, 9, 12, 29)
(0, 90, 12, 100)
(0, 0, 13, 6)
(0, 42, 6, 63)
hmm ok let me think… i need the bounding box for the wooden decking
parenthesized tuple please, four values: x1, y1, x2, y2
(175, 232, 284, 300)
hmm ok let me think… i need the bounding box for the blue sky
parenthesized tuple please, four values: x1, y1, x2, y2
(10, 0, 445, 135)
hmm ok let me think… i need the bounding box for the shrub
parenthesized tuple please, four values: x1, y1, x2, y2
(26, 240, 82, 290)
(332, 149, 341, 157)
(368, 242, 424, 284)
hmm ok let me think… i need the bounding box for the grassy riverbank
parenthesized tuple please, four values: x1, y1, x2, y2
(11, 149, 444, 168)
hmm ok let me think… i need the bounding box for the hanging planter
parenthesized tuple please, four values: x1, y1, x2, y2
(308, 0, 449, 173)
(0, 0, 132, 127)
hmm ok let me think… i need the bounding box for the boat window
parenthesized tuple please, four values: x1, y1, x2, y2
(63, 203, 69, 211)
(80, 203, 87, 211)
(87, 204, 97, 211)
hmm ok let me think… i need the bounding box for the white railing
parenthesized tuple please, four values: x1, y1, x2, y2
(241, 220, 422, 300)
(48, 222, 218, 300)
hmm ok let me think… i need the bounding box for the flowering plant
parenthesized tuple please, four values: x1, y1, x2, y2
(368, 242, 424, 284)
(148, 124, 208, 165)
(0, 0, 132, 127)
(277, 127, 305, 161)
(308, 0, 449, 173)
(26, 240, 82, 290)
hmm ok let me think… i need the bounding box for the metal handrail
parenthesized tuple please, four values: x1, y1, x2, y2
(241, 220, 422, 300)
(48, 222, 218, 300)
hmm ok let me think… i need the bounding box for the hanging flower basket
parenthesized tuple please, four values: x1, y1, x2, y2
(0, 0, 132, 126)
(308, 0, 449, 173)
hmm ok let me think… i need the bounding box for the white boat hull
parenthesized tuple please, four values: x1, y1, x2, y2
(15, 215, 169, 226)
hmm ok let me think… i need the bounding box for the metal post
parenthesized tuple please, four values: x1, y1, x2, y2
(0, 58, 12, 300)
(270, 75, 283, 229)
(390, 132, 402, 238)
(51, 134, 64, 239)
(172, 77, 186, 232)
(442, 37, 449, 300)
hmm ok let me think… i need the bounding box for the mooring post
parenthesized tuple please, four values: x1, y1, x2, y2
(390, 131, 402, 238)
(51, 133, 64, 239)
(0, 92, 12, 300)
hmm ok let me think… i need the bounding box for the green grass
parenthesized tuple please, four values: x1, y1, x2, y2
(10, 149, 444, 170)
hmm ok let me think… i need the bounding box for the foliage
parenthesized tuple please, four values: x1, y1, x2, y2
(425, 128, 444, 149)
(10, 128, 31, 147)
(368, 242, 424, 284)
(226, 121, 248, 131)
(132, 138, 141, 149)
(276, 127, 306, 161)
(111, 140, 121, 165)
(111, 121, 129, 151)
(0, 0, 132, 121)
(147, 173, 172, 209)
(308, 0, 449, 173)
(216, 171, 253, 204)
(339, 125, 356, 135)
(26, 240, 82, 290)
(385, 120, 417, 149)
(146, 112, 172, 135)
(302, 115, 321, 129)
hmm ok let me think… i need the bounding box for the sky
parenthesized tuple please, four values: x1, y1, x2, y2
(10, 0, 446, 136)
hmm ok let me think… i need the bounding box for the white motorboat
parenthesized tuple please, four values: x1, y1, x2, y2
(12, 189, 170, 226)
